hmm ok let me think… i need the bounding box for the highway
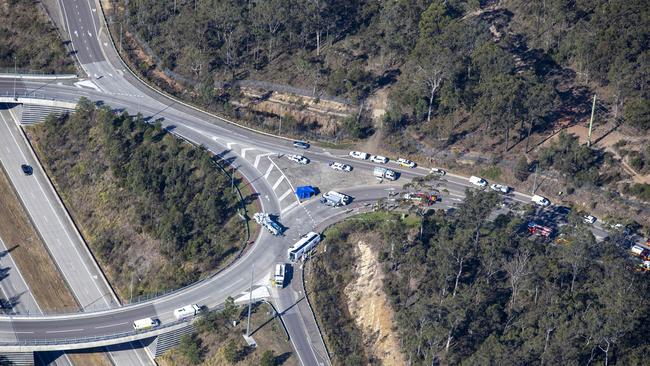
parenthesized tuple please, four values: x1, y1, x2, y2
(0, 1, 639, 365)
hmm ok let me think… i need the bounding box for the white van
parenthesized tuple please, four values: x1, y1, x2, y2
(531, 194, 550, 206)
(173, 304, 201, 320)
(133, 317, 159, 330)
(469, 176, 487, 187)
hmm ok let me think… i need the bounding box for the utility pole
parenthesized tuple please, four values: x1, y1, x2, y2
(278, 116, 282, 136)
(587, 94, 596, 147)
(532, 164, 538, 195)
(13, 57, 17, 100)
(245, 264, 254, 337)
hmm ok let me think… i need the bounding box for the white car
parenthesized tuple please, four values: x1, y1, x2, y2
(531, 194, 550, 207)
(349, 151, 369, 160)
(490, 184, 510, 194)
(329, 162, 352, 172)
(397, 158, 416, 168)
(430, 168, 446, 176)
(583, 215, 597, 224)
(370, 155, 389, 164)
(469, 176, 487, 187)
(287, 154, 309, 164)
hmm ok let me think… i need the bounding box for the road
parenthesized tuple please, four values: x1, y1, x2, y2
(0, 1, 640, 365)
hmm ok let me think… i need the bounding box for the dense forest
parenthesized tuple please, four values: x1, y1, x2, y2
(0, 0, 74, 73)
(113, 0, 648, 138)
(29, 98, 247, 296)
(309, 192, 649, 365)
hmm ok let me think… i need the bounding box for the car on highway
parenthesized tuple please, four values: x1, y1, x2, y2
(490, 184, 510, 194)
(397, 158, 416, 168)
(20, 164, 33, 175)
(583, 215, 597, 225)
(349, 151, 369, 160)
(469, 175, 487, 187)
(287, 154, 309, 164)
(531, 194, 550, 207)
(329, 162, 352, 172)
(133, 317, 159, 331)
(430, 168, 446, 176)
(292, 140, 310, 149)
(370, 155, 389, 164)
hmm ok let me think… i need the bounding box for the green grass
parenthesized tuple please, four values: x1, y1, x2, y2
(479, 166, 502, 181)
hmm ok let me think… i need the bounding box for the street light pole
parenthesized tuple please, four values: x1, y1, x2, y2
(246, 264, 254, 337)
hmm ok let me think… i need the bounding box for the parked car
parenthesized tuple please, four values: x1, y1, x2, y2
(292, 140, 310, 149)
(490, 184, 510, 194)
(20, 164, 33, 176)
(349, 151, 369, 160)
(469, 176, 487, 187)
(531, 194, 550, 207)
(329, 162, 352, 172)
(287, 154, 309, 164)
(583, 215, 597, 224)
(397, 158, 416, 168)
(430, 168, 446, 176)
(370, 155, 389, 164)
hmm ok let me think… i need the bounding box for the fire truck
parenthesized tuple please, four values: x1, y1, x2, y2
(527, 222, 553, 237)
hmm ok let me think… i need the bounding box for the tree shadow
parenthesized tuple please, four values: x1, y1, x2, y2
(275, 351, 293, 365)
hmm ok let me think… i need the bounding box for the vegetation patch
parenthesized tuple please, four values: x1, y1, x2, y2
(161, 299, 296, 366)
(0, 0, 74, 73)
(28, 99, 249, 297)
(312, 191, 648, 365)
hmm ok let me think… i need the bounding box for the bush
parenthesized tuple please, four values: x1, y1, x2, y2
(260, 350, 276, 366)
(514, 156, 530, 181)
(178, 334, 204, 365)
(628, 183, 650, 202)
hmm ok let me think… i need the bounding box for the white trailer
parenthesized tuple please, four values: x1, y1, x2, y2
(321, 191, 351, 207)
(173, 304, 201, 320)
(273, 263, 287, 288)
(288, 232, 321, 262)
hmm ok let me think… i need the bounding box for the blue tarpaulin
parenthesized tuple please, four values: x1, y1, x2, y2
(295, 186, 316, 200)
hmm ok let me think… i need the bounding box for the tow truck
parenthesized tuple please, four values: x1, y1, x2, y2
(403, 192, 437, 206)
(253, 212, 283, 236)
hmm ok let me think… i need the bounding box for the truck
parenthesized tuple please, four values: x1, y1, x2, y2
(173, 304, 201, 320)
(133, 317, 159, 331)
(373, 166, 398, 181)
(272, 263, 287, 288)
(403, 192, 437, 205)
(253, 212, 283, 236)
(631, 245, 650, 260)
(320, 191, 352, 207)
(527, 222, 553, 237)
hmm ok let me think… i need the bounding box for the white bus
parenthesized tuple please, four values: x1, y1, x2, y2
(273, 263, 287, 288)
(132, 317, 159, 331)
(287, 232, 321, 262)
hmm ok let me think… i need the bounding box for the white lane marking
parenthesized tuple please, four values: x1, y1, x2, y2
(281, 200, 300, 215)
(0, 331, 34, 334)
(278, 189, 293, 202)
(94, 322, 128, 329)
(227, 142, 236, 150)
(272, 175, 285, 190)
(254, 153, 273, 169)
(263, 163, 274, 180)
(46, 328, 84, 334)
(241, 147, 254, 159)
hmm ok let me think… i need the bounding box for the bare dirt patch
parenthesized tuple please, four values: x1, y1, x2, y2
(344, 239, 406, 366)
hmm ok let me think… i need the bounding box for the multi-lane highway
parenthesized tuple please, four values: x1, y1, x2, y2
(0, 1, 644, 366)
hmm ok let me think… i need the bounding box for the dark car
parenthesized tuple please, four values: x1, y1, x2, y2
(21, 164, 33, 175)
(292, 140, 310, 149)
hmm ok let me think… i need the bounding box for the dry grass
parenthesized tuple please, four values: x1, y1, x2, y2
(0, 165, 114, 365)
(0, 164, 77, 312)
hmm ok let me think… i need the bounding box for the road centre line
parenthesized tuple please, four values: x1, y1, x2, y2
(46, 328, 84, 334)
(94, 322, 128, 329)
